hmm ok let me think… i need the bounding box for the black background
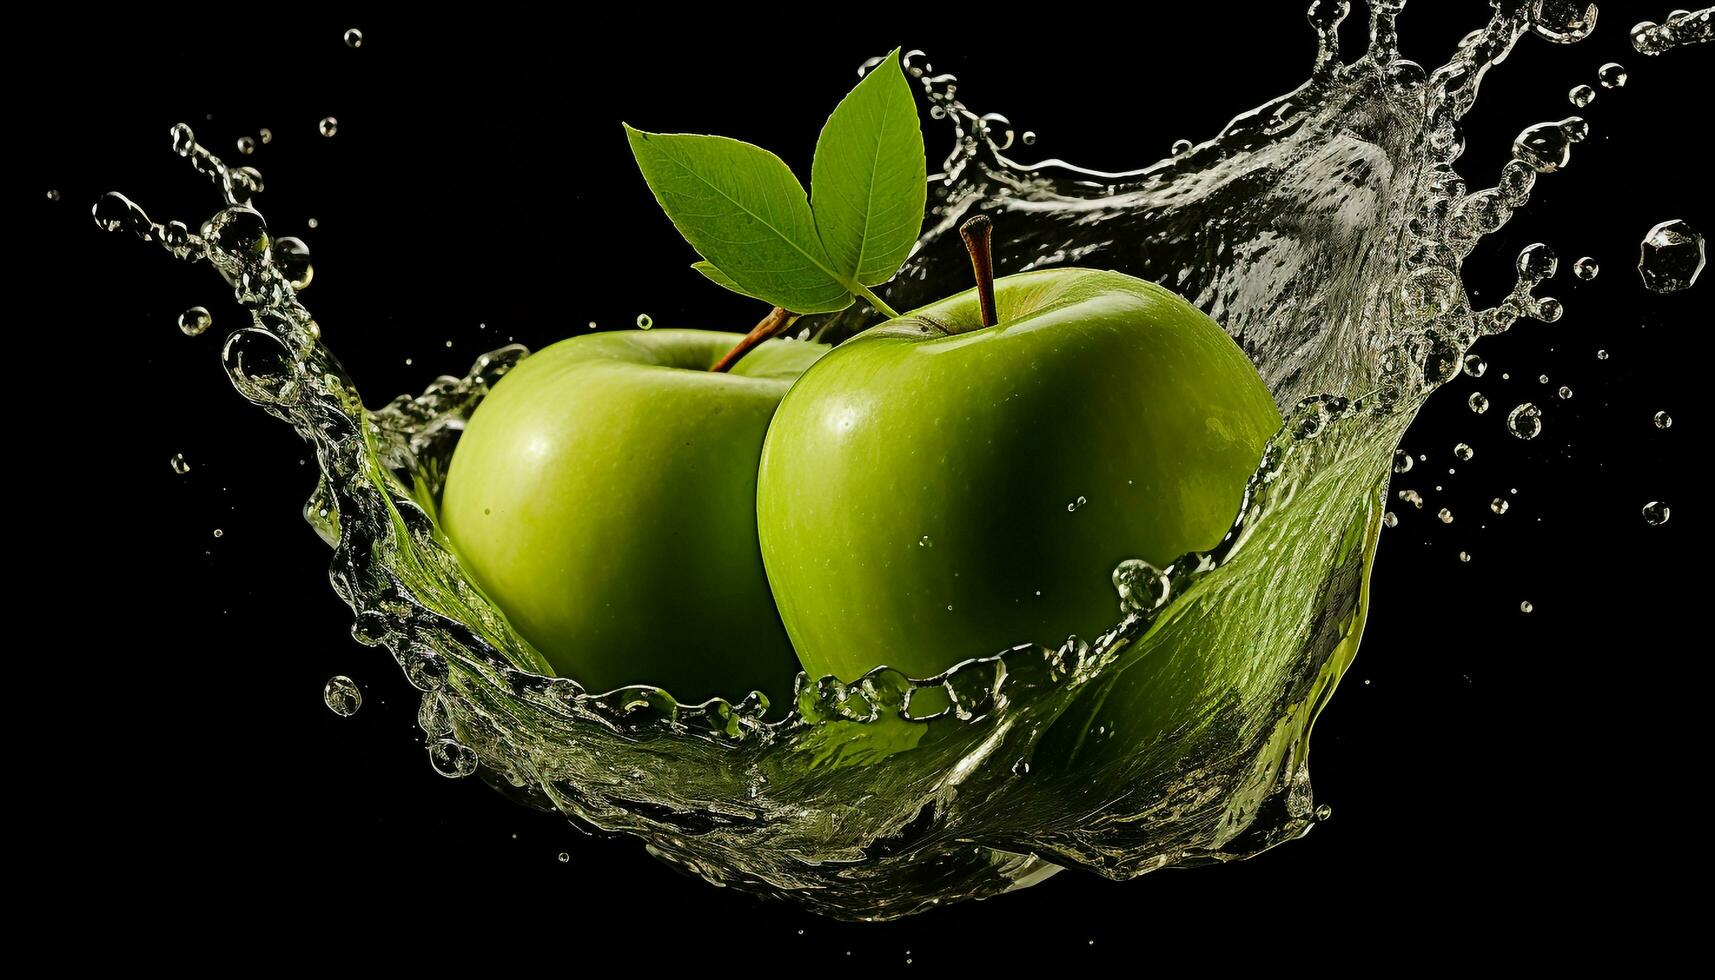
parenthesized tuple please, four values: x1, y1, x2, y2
(23, 1, 1706, 962)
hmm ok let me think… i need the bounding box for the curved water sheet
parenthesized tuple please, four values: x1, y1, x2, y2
(95, 0, 1672, 919)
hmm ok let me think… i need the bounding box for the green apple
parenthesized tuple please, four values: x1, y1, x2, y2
(441, 328, 824, 710)
(755, 268, 1282, 687)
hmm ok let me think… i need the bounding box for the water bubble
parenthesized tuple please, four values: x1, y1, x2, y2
(1468, 392, 1490, 414)
(1067, 495, 1088, 512)
(222, 328, 298, 406)
(170, 453, 191, 475)
(344, 27, 364, 48)
(1454, 443, 1474, 461)
(1654, 411, 1673, 429)
(1170, 139, 1193, 156)
(259, 127, 273, 145)
(1598, 62, 1627, 88)
(1516, 243, 1558, 281)
(1507, 403, 1543, 440)
(273, 236, 313, 290)
(1491, 497, 1510, 514)
(1557, 386, 1573, 400)
(1568, 84, 1595, 108)
(1637, 219, 1705, 293)
(1642, 501, 1671, 526)
(237, 136, 256, 155)
(1382, 511, 1399, 528)
(1437, 507, 1454, 524)
(1462, 354, 1488, 378)
(178, 306, 212, 337)
(1393, 449, 1414, 473)
(1520, 600, 1534, 614)
(324, 675, 362, 716)
(1529, 0, 1598, 43)
(428, 738, 479, 778)
(1113, 558, 1170, 613)
(636, 313, 654, 330)
(1573, 256, 1599, 281)
(319, 117, 339, 137)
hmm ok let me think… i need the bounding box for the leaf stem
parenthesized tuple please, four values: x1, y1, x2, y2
(710, 307, 797, 373)
(959, 215, 998, 328)
(854, 283, 902, 320)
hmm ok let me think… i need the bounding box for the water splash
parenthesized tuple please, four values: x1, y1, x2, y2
(93, 1, 1699, 919)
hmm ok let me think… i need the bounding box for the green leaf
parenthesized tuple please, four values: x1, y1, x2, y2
(690, 260, 760, 300)
(810, 49, 927, 287)
(625, 125, 853, 314)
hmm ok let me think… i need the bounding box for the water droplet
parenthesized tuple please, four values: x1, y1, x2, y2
(179, 305, 212, 337)
(1530, 0, 1598, 43)
(213, 528, 224, 538)
(1393, 449, 1414, 473)
(1539, 374, 1551, 385)
(1568, 84, 1595, 108)
(1382, 511, 1399, 528)
(557, 852, 571, 864)
(1454, 443, 1474, 461)
(268, 236, 312, 291)
(1491, 497, 1510, 515)
(1511, 120, 1579, 173)
(222, 328, 298, 406)
(170, 453, 191, 475)
(344, 27, 364, 48)
(1398, 489, 1424, 509)
(1516, 243, 1558, 281)
(428, 738, 479, 778)
(403, 648, 449, 692)
(1437, 507, 1454, 524)
(258, 127, 273, 145)
(1637, 219, 1705, 293)
(918, 535, 932, 548)
(636, 313, 654, 330)
(1597, 62, 1628, 88)
(1557, 385, 1573, 400)
(170, 122, 196, 156)
(1468, 392, 1490, 414)
(1314, 803, 1333, 822)
(1642, 501, 1671, 526)
(1654, 411, 1673, 429)
(324, 675, 362, 716)
(1067, 495, 1087, 512)
(1533, 297, 1563, 322)
(236, 136, 256, 155)
(1507, 403, 1543, 440)
(319, 117, 339, 137)
(46, 189, 60, 202)
(1520, 600, 1534, 614)
(1459, 551, 1472, 562)
(1630, 20, 1670, 54)
(1170, 139, 1193, 156)
(1021, 131, 1037, 146)
(1573, 256, 1599, 280)
(1113, 558, 1170, 613)
(306, 217, 319, 230)
(1596, 348, 1609, 361)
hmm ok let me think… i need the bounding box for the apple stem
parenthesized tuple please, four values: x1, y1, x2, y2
(710, 306, 797, 373)
(960, 215, 998, 328)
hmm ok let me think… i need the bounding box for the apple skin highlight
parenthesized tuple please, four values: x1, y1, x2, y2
(756, 269, 1283, 687)
(441, 329, 825, 710)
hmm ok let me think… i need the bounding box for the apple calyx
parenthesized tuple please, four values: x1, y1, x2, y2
(710, 307, 797, 373)
(959, 215, 999, 328)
